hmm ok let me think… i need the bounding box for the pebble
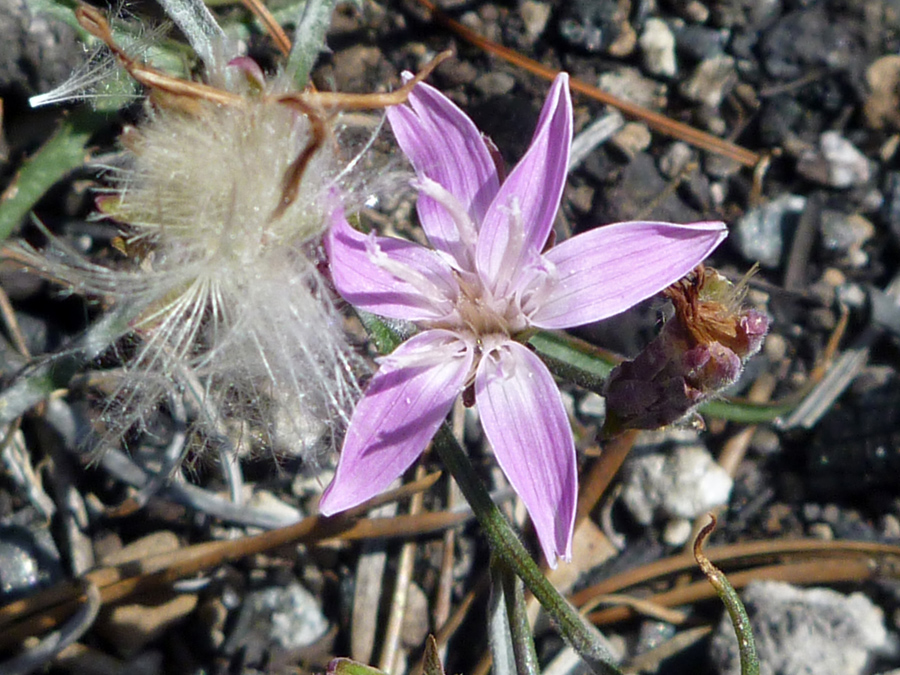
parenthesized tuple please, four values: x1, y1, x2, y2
(245, 582, 329, 651)
(658, 141, 693, 178)
(749, 427, 781, 456)
(401, 582, 430, 648)
(759, 6, 861, 81)
(797, 131, 871, 188)
(662, 518, 693, 546)
(673, 24, 729, 62)
(598, 66, 667, 110)
(0, 523, 62, 601)
(579, 392, 606, 418)
(703, 152, 742, 179)
(762, 332, 787, 361)
(679, 55, 736, 108)
(733, 193, 807, 268)
(0, 1, 82, 95)
(639, 18, 677, 78)
(610, 122, 652, 158)
(519, 0, 551, 44)
(621, 443, 733, 526)
(820, 211, 875, 268)
(709, 582, 892, 675)
(558, 0, 634, 54)
(864, 55, 900, 130)
(473, 71, 516, 97)
(436, 59, 477, 87)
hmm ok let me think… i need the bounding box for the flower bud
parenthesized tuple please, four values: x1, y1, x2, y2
(603, 266, 769, 434)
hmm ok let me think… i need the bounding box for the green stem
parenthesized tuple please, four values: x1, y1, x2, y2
(694, 516, 760, 675)
(432, 425, 622, 675)
(529, 330, 795, 424)
(497, 558, 540, 675)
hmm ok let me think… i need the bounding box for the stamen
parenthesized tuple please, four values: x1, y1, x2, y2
(415, 177, 480, 270)
(364, 233, 455, 312)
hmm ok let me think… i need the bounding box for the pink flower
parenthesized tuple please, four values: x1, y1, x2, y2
(319, 73, 727, 566)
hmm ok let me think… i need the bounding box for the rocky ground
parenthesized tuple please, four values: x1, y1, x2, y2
(2, 0, 900, 673)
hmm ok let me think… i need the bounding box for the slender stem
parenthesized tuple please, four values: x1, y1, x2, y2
(432, 426, 622, 675)
(497, 559, 540, 675)
(694, 516, 760, 675)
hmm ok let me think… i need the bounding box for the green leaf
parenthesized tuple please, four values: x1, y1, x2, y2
(0, 108, 110, 241)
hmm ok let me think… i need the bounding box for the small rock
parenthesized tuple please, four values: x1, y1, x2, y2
(327, 45, 385, 93)
(703, 152, 742, 179)
(808, 522, 834, 540)
(797, 131, 871, 188)
(519, 0, 551, 44)
(400, 583, 430, 648)
(579, 392, 606, 418)
(762, 333, 787, 361)
(709, 582, 893, 675)
(0, 1, 82, 95)
(680, 55, 736, 108)
(674, 24, 729, 62)
(473, 71, 516, 97)
(820, 211, 875, 268)
(864, 55, 900, 130)
(245, 582, 329, 651)
(733, 194, 807, 268)
(749, 427, 781, 455)
(662, 518, 693, 546)
(436, 59, 478, 87)
(610, 122, 652, 158)
(621, 444, 733, 526)
(658, 142, 693, 178)
(598, 66, 667, 110)
(558, 0, 634, 54)
(0, 523, 62, 601)
(759, 6, 862, 81)
(671, 0, 709, 23)
(636, 620, 677, 653)
(639, 18, 677, 78)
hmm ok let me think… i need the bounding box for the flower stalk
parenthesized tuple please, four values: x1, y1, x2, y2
(432, 424, 623, 675)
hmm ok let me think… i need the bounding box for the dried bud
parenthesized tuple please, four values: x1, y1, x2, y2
(603, 266, 769, 434)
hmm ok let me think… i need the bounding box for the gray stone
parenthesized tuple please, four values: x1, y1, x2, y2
(680, 55, 736, 108)
(598, 67, 667, 111)
(734, 194, 806, 268)
(797, 132, 871, 188)
(246, 582, 329, 651)
(0, 0, 81, 95)
(621, 444, 733, 526)
(820, 211, 875, 268)
(474, 72, 516, 97)
(519, 1, 551, 44)
(709, 581, 894, 675)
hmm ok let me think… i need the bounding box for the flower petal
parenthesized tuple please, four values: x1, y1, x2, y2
(319, 330, 474, 515)
(475, 341, 576, 567)
(326, 206, 459, 321)
(387, 82, 500, 261)
(476, 74, 572, 290)
(529, 220, 728, 329)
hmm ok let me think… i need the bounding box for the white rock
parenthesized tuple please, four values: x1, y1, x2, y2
(621, 444, 733, 526)
(680, 55, 736, 108)
(710, 581, 893, 675)
(797, 131, 872, 188)
(640, 18, 677, 78)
